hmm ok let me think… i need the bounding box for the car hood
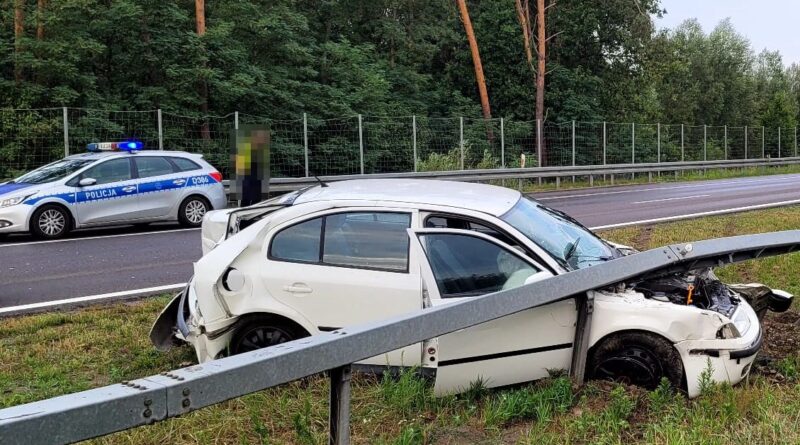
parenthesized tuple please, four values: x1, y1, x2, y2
(0, 182, 38, 198)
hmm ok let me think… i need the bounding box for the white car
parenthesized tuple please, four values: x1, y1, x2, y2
(151, 179, 792, 397)
(0, 142, 226, 239)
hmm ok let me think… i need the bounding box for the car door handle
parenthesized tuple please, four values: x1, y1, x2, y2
(283, 284, 313, 294)
(173, 179, 186, 185)
(122, 186, 136, 193)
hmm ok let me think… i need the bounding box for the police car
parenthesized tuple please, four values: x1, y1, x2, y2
(0, 141, 226, 239)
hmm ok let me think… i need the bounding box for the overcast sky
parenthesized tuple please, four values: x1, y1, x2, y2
(655, 0, 800, 65)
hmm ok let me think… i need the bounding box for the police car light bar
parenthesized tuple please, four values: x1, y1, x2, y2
(86, 141, 143, 152)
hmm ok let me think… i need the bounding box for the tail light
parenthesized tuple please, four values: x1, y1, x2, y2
(209, 171, 223, 182)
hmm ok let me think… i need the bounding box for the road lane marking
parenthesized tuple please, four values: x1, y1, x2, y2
(536, 174, 800, 200)
(632, 194, 711, 205)
(0, 283, 185, 316)
(0, 227, 200, 248)
(589, 198, 800, 230)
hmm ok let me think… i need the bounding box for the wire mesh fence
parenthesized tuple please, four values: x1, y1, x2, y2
(1, 108, 799, 180)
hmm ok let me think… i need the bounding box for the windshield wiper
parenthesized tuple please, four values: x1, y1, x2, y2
(564, 237, 582, 262)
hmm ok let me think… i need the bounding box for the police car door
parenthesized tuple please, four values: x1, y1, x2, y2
(407, 228, 576, 396)
(134, 155, 184, 218)
(73, 157, 142, 225)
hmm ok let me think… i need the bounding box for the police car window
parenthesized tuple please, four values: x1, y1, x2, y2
(136, 157, 174, 178)
(82, 159, 132, 185)
(170, 157, 201, 172)
(270, 217, 323, 263)
(14, 158, 94, 184)
(419, 233, 539, 298)
(323, 212, 411, 272)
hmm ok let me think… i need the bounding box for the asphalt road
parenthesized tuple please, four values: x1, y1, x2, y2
(2, 173, 800, 309)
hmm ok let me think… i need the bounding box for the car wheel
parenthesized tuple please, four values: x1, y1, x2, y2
(30, 205, 71, 239)
(178, 196, 209, 227)
(587, 332, 683, 390)
(228, 315, 309, 355)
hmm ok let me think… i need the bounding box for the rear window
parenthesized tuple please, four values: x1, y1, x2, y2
(170, 157, 202, 172)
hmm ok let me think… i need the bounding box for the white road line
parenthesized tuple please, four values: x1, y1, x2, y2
(589, 198, 800, 231)
(0, 283, 185, 315)
(632, 194, 711, 205)
(536, 175, 800, 200)
(0, 227, 199, 248)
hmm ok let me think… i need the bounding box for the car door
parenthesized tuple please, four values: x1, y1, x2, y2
(262, 209, 423, 367)
(72, 157, 141, 225)
(407, 228, 577, 395)
(134, 155, 186, 218)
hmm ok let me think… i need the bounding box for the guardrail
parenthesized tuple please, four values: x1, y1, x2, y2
(2, 230, 800, 445)
(232, 157, 800, 193)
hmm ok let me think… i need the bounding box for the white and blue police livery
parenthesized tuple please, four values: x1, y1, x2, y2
(0, 141, 226, 239)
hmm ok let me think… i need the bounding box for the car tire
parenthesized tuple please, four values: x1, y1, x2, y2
(178, 196, 209, 227)
(30, 205, 71, 239)
(228, 315, 309, 355)
(587, 331, 683, 390)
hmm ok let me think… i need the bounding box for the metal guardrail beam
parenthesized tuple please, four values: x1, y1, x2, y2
(244, 157, 800, 192)
(2, 230, 800, 445)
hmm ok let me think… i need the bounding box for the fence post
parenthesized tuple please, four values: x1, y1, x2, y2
(459, 116, 464, 170)
(500, 117, 505, 168)
(234, 111, 239, 130)
(602, 121, 607, 165)
(536, 118, 542, 168)
(303, 113, 309, 177)
(778, 127, 782, 158)
(796, 126, 798, 157)
(762, 126, 765, 158)
(681, 124, 684, 162)
(723, 125, 727, 160)
(62, 107, 69, 156)
(703, 125, 707, 161)
(571, 120, 576, 167)
(657, 123, 661, 163)
(412, 115, 418, 172)
(631, 122, 635, 164)
(745, 125, 748, 159)
(358, 114, 364, 175)
(157, 109, 163, 150)
(329, 364, 352, 445)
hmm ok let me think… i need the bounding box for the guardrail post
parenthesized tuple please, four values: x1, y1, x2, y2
(500, 117, 505, 168)
(459, 116, 464, 170)
(570, 293, 594, 384)
(62, 107, 69, 156)
(157, 109, 163, 150)
(412, 115, 418, 172)
(329, 364, 352, 445)
(723, 125, 727, 160)
(303, 113, 309, 177)
(358, 114, 364, 175)
(745, 125, 748, 159)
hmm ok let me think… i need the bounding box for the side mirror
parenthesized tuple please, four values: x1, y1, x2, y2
(78, 177, 97, 187)
(524, 271, 553, 285)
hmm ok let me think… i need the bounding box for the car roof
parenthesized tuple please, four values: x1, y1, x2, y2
(65, 150, 203, 161)
(293, 179, 522, 216)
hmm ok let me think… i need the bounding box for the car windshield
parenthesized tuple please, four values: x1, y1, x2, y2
(501, 197, 616, 270)
(13, 158, 95, 185)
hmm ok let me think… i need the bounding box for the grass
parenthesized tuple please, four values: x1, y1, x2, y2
(4, 206, 800, 443)
(518, 163, 800, 193)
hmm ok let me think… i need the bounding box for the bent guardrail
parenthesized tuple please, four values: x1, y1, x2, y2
(2, 231, 800, 445)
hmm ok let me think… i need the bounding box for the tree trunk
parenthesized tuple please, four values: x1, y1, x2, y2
(14, 0, 25, 83)
(535, 0, 546, 166)
(36, 0, 46, 40)
(456, 0, 493, 147)
(195, 0, 210, 140)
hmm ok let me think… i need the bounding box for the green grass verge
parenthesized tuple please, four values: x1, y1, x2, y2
(4, 206, 800, 444)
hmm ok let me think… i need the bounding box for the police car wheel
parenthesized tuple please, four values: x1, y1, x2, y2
(31, 205, 70, 239)
(178, 196, 208, 227)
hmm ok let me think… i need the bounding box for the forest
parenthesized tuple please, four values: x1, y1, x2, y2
(1, 1, 799, 178)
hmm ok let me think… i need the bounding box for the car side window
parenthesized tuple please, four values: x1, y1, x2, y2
(170, 157, 202, 172)
(135, 157, 174, 178)
(323, 212, 411, 271)
(269, 211, 412, 272)
(425, 215, 517, 246)
(81, 158, 133, 185)
(419, 233, 540, 298)
(270, 217, 323, 262)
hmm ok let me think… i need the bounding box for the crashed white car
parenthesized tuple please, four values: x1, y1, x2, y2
(151, 179, 792, 397)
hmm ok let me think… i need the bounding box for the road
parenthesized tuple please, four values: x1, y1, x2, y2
(2, 173, 800, 311)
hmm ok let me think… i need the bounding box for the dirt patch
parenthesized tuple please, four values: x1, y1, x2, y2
(632, 226, 654, 250)
(429, 423, 491, 445)
(753, 310, 800, 380)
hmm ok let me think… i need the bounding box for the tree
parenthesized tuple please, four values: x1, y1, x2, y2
(14, 0, 24, 83)
(456, 0, 491, 122)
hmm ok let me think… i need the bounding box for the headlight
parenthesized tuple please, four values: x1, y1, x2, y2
(716, 322, 742, 339)
(0, 194, 32, 208)
(732, 307, 752, 336)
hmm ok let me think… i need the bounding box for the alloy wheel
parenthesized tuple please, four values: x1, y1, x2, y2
(38, 209, 66, 236)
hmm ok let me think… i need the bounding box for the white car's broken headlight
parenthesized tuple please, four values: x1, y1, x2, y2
(732, 307, 752, 336)
(717, 322, 742, 339)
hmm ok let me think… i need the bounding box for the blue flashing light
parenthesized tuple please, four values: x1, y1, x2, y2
(86, 140, 143, 152)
